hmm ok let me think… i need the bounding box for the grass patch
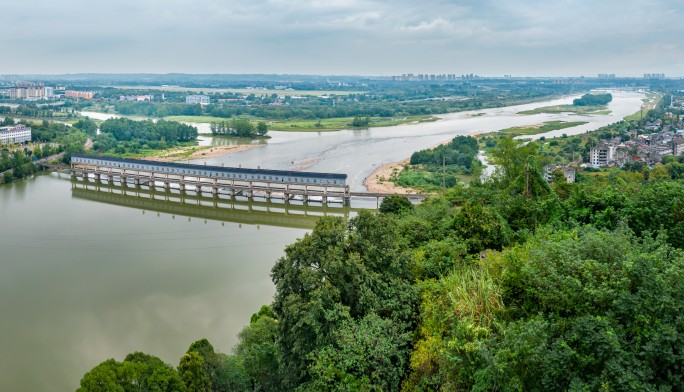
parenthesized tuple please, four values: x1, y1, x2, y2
(498, 121, 589, 137)
(518, 105, 610, 115)
(160, 115, 435, 132)
(262, 115, 436, 132)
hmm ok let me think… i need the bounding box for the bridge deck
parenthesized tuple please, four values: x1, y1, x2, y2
(71, 162, 431, 206)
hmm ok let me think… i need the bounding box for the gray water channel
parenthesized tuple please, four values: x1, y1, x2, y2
(189, 90, 644, 190)
(0, 90, 644, 391)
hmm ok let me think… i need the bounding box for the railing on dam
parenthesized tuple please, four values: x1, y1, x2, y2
(70, 159, 433, 207)
(71, 162, 352, 206)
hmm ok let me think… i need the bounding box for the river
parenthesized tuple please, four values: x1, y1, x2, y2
(0, 91, 644, 391)
(82, 91, 643, 191)
(188, 90, 643, 190)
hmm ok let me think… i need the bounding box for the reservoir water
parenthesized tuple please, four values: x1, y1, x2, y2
(0, 91, 643, 391)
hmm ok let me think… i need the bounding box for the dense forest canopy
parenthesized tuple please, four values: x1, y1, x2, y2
(93, 118, 198, 154)
(573, 93, 613, 106)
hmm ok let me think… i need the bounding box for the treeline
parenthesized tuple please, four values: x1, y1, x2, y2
(573, 93, 613, 106)
(210, 119, 268, 138)
(78, 135, 684, 391)
(99, 118, 197, 143)
(92, 118, 198, 154)
(0, 103, 79, 119)
(100, 82, 582, 121)
(78, 340, 243, 391)
(0, 144, 62, 183)
(410, 135, 479, 168)
(397, 136, 482, 189)
(12, 119, 88, 165)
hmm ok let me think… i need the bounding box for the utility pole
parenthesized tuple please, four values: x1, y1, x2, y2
(525, 160, 531, 198)
(442, 156, 446, 190)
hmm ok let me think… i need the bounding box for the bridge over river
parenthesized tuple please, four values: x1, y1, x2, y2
(70, 154, 432, 207)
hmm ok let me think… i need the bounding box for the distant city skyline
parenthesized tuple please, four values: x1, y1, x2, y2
(2, 0, 683, 76)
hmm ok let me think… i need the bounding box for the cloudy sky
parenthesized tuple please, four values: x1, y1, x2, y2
(2, 0, 683, 76)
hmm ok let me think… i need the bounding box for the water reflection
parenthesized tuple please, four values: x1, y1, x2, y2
(0, 174, 312, 391)
(197, 135, 269, 147)
(70, 180, 352, 230)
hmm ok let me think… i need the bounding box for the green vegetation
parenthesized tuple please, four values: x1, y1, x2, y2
(497, 120, 588, 136)
(210, 119, 268, 138)
(573, 92, 613, 106)
(268, 115, 436, 132)
(624, 92, 663, 121)
(88, 79, 590, 128)
(76, 90, 684, 389)
(78, 140, 684, 390)
(91, 118, 198, 156)
(1, 149, 39, 183)
(518, 93, 612, 116)
(518, 105, 610, 115)
(394, 136, 482, 190)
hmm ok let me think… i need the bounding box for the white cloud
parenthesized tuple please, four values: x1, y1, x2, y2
(1, 0, 683, 75)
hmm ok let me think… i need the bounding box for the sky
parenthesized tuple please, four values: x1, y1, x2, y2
(2, 0, 683, 76)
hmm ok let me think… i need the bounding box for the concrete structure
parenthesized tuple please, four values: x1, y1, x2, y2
(65, 91, 94, 100)
(71, 154, 350, 205)
(10, 82, 46, 100)
(589, 140, 617, 166)
(0, 125, 32, 144)
(120, 95, 153, 102)
(673, 138, 684, 156)
(544, 165, 576, 183)
(70, 155, 431, 207)
(186, 95, 210, 105)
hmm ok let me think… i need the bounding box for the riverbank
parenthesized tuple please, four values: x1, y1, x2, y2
(164, 115, 438, 132)
(144, 144, 262, 162)
(363, 159, 420, 194)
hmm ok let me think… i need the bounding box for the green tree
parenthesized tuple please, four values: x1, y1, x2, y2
(77, 359, 124, 392)
(304, 314, 412, 391)
(379, 195, 413, 214)
(234, 308, 281, 391)
(178, 352, 211, 392)
(256, 121, 268, 136)
(186, 339, 238, 392)
(271, 212, 418, 389)
(73, 117, 99, 136)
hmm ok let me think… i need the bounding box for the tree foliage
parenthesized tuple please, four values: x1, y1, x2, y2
(573, 93, 613, 106)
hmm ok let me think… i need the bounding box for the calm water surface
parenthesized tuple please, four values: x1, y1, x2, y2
(3, 91, 643, 390)
(0, 174, 312, 391)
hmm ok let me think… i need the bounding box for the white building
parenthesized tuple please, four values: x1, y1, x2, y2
(589, 140, 617, 166)
(186, 95, 210, 105)
(544, 165, 576, 183)
(0, 125, 32, 145)
(673, 138, 684, 156)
